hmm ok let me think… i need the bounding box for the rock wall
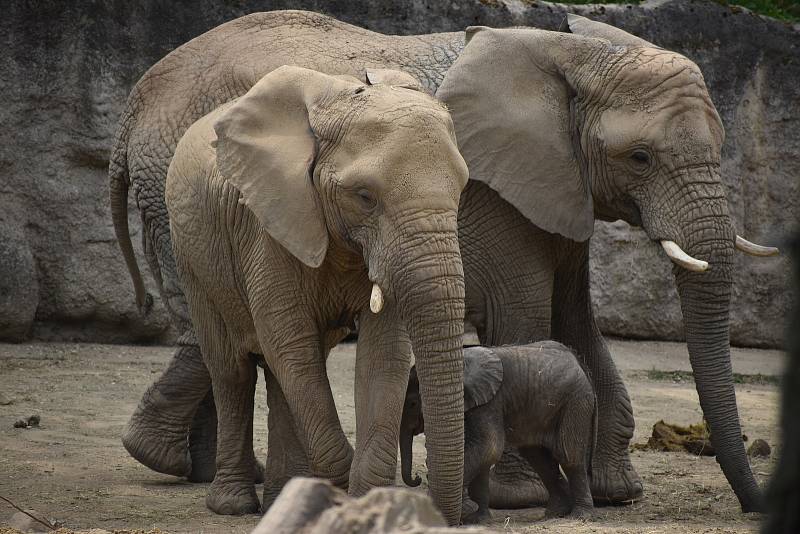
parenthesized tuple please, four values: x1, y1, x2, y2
(1, 0, 796, 347)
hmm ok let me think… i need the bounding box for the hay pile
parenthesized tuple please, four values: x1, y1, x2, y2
(632, 420, 715, 456)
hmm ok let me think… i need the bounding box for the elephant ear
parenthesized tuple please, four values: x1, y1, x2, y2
(213, 66, 354, 267)
(365, 68, 427, 93)
(437, 27, 611, 242)
(463, 347, 503, 411)
(560, 13, 657, 49)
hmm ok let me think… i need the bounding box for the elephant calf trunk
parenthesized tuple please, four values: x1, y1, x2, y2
(400, 429, 422, 487)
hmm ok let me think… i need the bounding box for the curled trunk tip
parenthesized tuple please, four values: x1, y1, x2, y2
(400, 427, 422, 487)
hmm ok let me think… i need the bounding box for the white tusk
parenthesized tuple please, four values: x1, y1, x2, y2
(660, 240, 709, 272)
(370, 283, 384, 314)
(735, 235, 779, 257)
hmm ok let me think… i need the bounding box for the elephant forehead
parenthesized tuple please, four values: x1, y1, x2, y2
(337, 126, 468, 206)
(598, 96, 724, 163)
(355, 99, 454, 140)
(607, 49, 712, 109)
(330, 107, 466, 189)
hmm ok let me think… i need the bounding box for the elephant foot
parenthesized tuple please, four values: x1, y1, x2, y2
(544, 496, 573, 519)
(488, 448, 549, 508)
(590, 457, 643, 504)
(262, 472, 292, 511)
(186, 439, 216, 483)
(262, 456, 312, 510)
(461, 508, 491, 525)
(185, 393, 265, 484)
(186, 456, 265, 485)
(206, 480, 261, 515)
(122, 412, 191, 478)
(567, 505, 594, 520)
(261, 447, 312, 510)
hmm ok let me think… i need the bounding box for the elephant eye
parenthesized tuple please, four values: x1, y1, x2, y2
(355, 188, 377, 211)
(629, 150, 651, 167)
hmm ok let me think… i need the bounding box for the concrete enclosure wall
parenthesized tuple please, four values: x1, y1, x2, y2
(1, 0, 796, 347)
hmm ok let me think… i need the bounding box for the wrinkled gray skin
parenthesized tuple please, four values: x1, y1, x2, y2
(111, 10, 766, 513)
(400, 342, 596, 524)
(163, 66, 468, 521)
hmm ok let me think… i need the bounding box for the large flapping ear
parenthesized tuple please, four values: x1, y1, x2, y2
(560, 13, 657, 49)
(365, 68, 427, 94)
(437, 27, 610, 242)
(213, 66, 354, 267)
(463, 347, 503, 411)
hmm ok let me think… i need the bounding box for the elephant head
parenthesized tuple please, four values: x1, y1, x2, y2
(212, 66, 468, 522)
(400, 349, 503, 488)
(436, 15, 776, 512)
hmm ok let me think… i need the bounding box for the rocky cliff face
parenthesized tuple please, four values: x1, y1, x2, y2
(1, 0, 796, 347)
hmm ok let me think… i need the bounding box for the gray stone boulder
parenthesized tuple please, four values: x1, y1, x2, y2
(1, 0, 795, 347)
(251, 477, 472, 534)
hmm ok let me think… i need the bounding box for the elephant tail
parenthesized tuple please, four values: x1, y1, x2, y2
(109, 107, 152, 315)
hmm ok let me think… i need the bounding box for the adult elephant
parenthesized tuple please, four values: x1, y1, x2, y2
(163, 65, 468, 519)
(111, 10, 775, 513)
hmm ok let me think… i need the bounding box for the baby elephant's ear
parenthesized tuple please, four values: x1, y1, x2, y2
(365, 68, 428, 94)
(464, 347, 503, 411)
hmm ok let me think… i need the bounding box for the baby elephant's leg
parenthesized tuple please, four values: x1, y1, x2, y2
(465, 468, 492, 524)
(556, 394, 595, 519)
(519, 446, 572, 518)
(561, 464, 593, 519)
(462, 409, 503, 524)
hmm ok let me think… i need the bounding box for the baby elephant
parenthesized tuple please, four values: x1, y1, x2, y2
(400, 341, 596, 523)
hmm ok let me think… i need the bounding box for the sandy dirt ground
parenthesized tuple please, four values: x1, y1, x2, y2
(0, 339, 785, 533)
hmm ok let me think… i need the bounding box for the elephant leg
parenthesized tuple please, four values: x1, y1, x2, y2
(518, 446, 571, 518)
(262, 330, 352, 489)
(122, 339, 209, 478)
(462, 409, 502, 524)
(205, 355, 261, 515)
(187, 389, 218, 482)
(551, 240, 642, 504)
(561, 461, 594, 519)
(556, 454, 594, 519)
(262, 366, 311, 509)
(463, 468, 492, 524)
(349, 309, 412, 495)
(122, 331, 264, 483)
(187, 363, 265, 484)
(488, 446, 549, 508)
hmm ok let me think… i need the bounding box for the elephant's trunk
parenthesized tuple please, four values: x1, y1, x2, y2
(400, 426, 422, 487)
(668, 181, 763, 512)
(676, 272, 763, 512)
(393, 210, 465, 526)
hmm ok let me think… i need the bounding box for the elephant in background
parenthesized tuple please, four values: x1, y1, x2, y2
(110, 10, 777, 513)
(162, 65, 468, 521)
(400, 342, 596, 523)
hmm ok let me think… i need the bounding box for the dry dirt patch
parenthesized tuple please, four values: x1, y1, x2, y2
(0, 340, 782, 533)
